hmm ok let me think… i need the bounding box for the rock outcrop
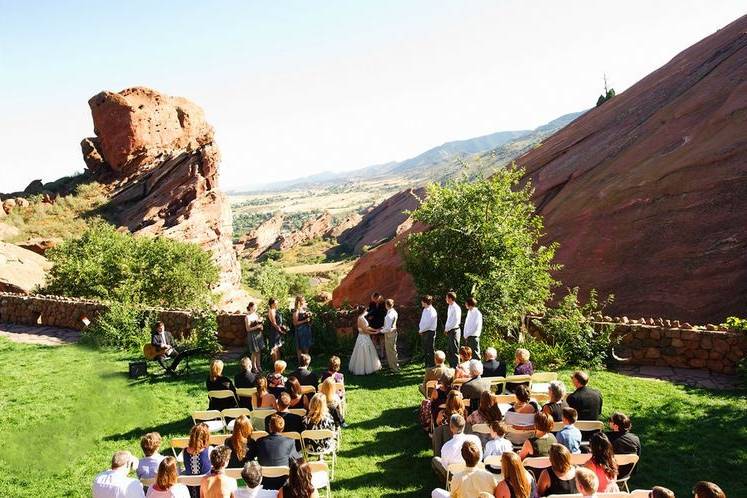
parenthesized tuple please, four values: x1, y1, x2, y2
(235, 214, 284, 259)
(324, 212, 362, 239)
(82, 87, 247, 310)
(272, 212, 333, 251)
(17, 237, 62, 256)
(337, 188, 425, 253)
(0, 243, 51, 293)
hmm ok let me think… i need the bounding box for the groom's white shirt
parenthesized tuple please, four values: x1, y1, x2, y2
(419, 305, 438, 333)
(382, 308, 398, 333)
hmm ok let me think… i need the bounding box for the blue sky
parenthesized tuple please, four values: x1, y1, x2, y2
(1, 1, 745, 192)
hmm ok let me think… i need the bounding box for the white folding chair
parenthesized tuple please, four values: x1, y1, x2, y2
(140, 476, 156, 487)
(530, 372, 557, 394)
(178, 475, 206, 486)
(225, 468, 243, 479)
(551, 421, 565, 433)
(569, 453, 592, 465)
(575, 420, 604, 432)
(523, 456, 551, 478)
(470, 423, 491, 436)
(170, 437, 189, 465)
(262, 465, 291, 479)
(301, 385, 317, 395)
(614, 453, 640, 492)
(289, 408, 307, 417)
(236, 387, 257, 408)
(503, 375, 532, 393)
(192, 410, 226, 433)
(483, 376, 506, 394)
(631, 490, 653, 498)
(251, 430, 269, 440)
(309, 460, 332, 498)
(223, 407, 252, 431)
(250, 409, 276, 430)
(302, 429, 337, 480)
(209, 434, 229, 445)
(483, 455, 502, 469)
(532, 392, 550, 404)
(208, 389, 239, 408)
(423, 380, 438, 398)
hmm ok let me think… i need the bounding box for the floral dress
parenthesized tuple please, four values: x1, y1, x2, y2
(302, 413, 336, 452)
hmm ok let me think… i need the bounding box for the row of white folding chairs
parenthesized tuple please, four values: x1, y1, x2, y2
(424, 371, 559, 399)
(470, 420, 605, 443)
(192, 408, 308, 433)
(140, 460, 332, 498)
(217, 382, 347, 417)
(171, 429, 339, 479)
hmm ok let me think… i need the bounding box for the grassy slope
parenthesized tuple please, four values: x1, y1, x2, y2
(0, 338, 744, 497)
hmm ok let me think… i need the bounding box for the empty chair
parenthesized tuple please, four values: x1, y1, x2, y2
(614, 453, 640, 492)
(222, 407, 251, 431)
(308, 460, 332, 498)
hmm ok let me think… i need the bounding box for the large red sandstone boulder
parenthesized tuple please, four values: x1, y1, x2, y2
(272, 212, 333, 251)
(325, 212, 362, 239)
(235, 214, 284, 260)
(0, 242, 50, 293)
(17, 237, 62, 256)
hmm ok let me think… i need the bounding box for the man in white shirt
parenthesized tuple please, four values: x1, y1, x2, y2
(431, 414, 482, 484)
(92, 451, 145, 498)
(380, 298, 400, 372)
(443, 291, 462, 368)
(235, 461, 278, 498)
(463, 296, 483, 360)
(418, 295, 438, 368)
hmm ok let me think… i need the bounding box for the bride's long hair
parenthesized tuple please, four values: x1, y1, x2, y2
(355, 304, 366, 316)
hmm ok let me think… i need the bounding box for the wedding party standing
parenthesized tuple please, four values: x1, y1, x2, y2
(444, 292, 462, 368)
(244, 302, 264, 373)
(293, 296, 314, 364)
(419, 295, 438, 368)
(463, 296, 482, 360)
(349, 305, 382, 375)
(266, 298, 287, 364)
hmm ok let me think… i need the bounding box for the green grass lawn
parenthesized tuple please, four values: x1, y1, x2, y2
(0, 337, 745, 497)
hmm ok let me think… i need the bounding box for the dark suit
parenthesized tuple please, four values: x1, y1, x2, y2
(366, 301, 386, 328)
(607, 430, 641, 478)
(256, 434, 296, 489)
(289, 367, 318, 387)
(566, 385, 603, 421)
(460, 376, 487, 412)
(482, 359, 506, 379)
(234, 370, 257, 409)
(150, 331, 199, 372)
(264, 411, 304, 434)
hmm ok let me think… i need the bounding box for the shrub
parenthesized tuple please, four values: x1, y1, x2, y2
(244, 261, 311, 302)
(184, 309, 221, 355)
(723, 316, 747, 332)
(44, 223, 218, 308)
(82, 302, 156, 351)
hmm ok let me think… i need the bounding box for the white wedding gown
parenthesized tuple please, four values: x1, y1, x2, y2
(349, 316, 382, 375)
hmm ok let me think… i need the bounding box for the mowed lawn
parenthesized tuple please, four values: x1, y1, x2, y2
(0, 337, 745, 497)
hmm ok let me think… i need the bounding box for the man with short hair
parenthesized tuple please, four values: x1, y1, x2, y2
(462, 297, 482, 360)
(443, 292, 462, 368)
(481, 347, 506, 379)
(150, 321, 200, 375)
(460, 359, 487, 411)
(419, 295, 438, 368)
(264, 392, 304, 434)
(234, 357, 257, 389)
(431, 414, 482, 483)
(289, 353, 318, 387)
(693, 481, 726, 498)
(236, 461, 278, 498)
(555, 407, 582, 454)
(92, 451, 145, 498)
(419, 350, 452, 397)
(367, 292, 387, 358)
(566, 371, 603, 421)
(431, 440, 497, 498)
(380, 298, 400, 372)
(650, 486, 675, 498)
(256, 415, 299, 489)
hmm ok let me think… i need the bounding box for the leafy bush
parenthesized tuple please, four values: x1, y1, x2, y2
(82, 302, 156, 351)
(44, 223, 218, 308)
(489, 335, 569, 371)
(244, 261, 311, 301)
(401, 167, 558, 341)
(531, 288, 616, 368)
(184, 309, 222, 355)
(723, 316, 747, 332)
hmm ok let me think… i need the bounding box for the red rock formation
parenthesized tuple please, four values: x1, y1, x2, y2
(272, 212, 333, 251)
(82, 87, 247, 310)
(17, 237, 62, 256)
(337, 188, 425, 253)
(325, 213, 362, 239)
(0, 242, 50, 293)
(235, 214, 284, 260)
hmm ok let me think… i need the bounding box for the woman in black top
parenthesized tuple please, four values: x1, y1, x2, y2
(206, 359, 237, 411)
(538, 443, 578, 496)
(224, 415, 256, 468)
(541, 380, 569, 422)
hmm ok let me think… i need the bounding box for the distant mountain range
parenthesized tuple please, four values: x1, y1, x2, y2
(231, 111, 584, 193)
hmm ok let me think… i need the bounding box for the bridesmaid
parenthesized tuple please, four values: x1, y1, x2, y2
(266, 297, 287, 363)
(293, 296, 314, 364)
(244, 302, 264, 373)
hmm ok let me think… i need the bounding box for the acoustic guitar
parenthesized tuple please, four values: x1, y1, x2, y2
(143, 343, 169, 361)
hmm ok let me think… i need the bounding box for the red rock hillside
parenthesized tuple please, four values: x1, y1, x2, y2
(334, 15, 747, 322)
(81, 87, 248, 310)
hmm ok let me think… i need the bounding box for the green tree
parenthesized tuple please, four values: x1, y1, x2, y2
(400, 167, 558, 340)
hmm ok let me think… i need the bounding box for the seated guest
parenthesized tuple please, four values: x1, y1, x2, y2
(183, 424, 213, 498)
(519, 412, 557, 459)
(583, 433, 618, 492)
(606, 411, 640, 480)
(277, 458, 318, 498)
(555, 407, 582, 454)
(460, 359, 487, 412)
(225, 415, 256, 469)
(506, 348, 533, 392)
(302, 393, 336, 453)
(431, 414, 482, 483)
(146, 456, 189, 498)
(267, 361, 288, 398)
(319, 355, 345, 396)
(264, 392, 304, 434)
(537, 444, 578, 496)
(574, 467, 599, 498)
(289, 354, 318, 387)
(494, 451, 537, 498)
(651, 486, 676, 498)
(481, 347, 506, 379)
(542, 380, 569, 422)
(693, 482, 726, 498)
(235, 357, 258, 409)
(483, 421, 513, 473)
(150, 321, 200, 375)
(254, 377, 277, 410)
(319, 377, 346, 428)
(207, 360, 237, 411)
(504, 385, 540, 429)
(199, 445, 238, 498)
(429, 372, 454, 422)
(236, 461, 278, 498)
(137, 432, 164, 480)
(256, 415, 299, 490)
(285, 377, 307, 409)
(454, 346, 474, 380)
(566, 371, 603, 422)
(419, 350, 452, 397)
(436, 390, 467, 427)
(467, 391, 502, 426)
(431, 441, 497, 498)
(92, 450, 144, 498)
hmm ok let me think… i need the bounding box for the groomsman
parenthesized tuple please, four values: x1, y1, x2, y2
(444, 291, 462, 368)
(418, 295, 438, 368)
(463, 296, 482, 360)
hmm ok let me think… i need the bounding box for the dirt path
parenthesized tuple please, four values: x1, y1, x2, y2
(0, 323, 81, 346)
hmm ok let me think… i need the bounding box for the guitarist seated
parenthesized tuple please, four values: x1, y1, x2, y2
(149, 321, 200, 375)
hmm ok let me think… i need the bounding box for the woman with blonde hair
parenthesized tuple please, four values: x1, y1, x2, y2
(224, 415, 256, 468)
(267, 360, 288, 398)
(292, 295, 313, 364)
(537, 444, 578, 496)
(183, 423, 212, 498)
(506, 348, 533, 393)
(146, 456, 189, 498)
(319, 377, 346, 428)
(493, 451, 537, 498)
(302, 393, 335, 452)
(206, 359, 236, 411)
(436, 390, 467, 426)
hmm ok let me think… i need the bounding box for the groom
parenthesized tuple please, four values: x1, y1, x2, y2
(379, 299, 399, 372)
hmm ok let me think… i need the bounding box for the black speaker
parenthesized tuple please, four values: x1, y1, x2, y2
(129, 361, 148, 378)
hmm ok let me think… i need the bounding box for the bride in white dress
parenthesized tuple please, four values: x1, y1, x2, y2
(349, 305, 382, 375)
